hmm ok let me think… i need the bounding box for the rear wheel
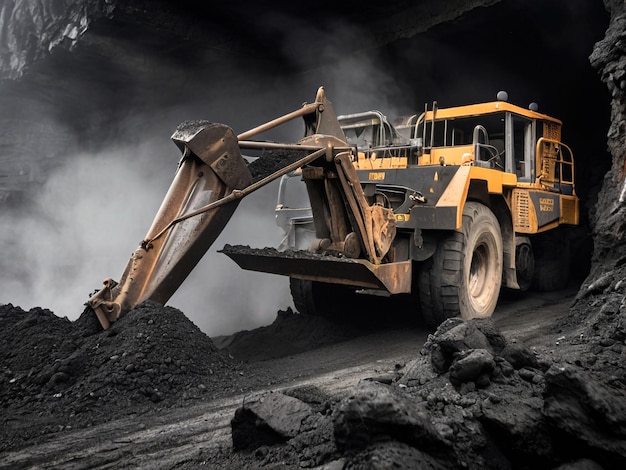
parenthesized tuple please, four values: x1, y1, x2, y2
(515, 239, 535, 292)
(418, 202, 503, 328)
(532, 231, 570, 291)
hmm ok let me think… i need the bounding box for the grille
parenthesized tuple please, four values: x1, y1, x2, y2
(514, 191, 530, 230)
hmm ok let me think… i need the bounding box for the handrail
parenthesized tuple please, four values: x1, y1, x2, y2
(536, 137, 575, 192)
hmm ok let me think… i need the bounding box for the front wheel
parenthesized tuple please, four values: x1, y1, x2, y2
(418, 202, 503, 328)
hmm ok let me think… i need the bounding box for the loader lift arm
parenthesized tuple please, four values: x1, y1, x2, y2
(88, 87, 398, 329)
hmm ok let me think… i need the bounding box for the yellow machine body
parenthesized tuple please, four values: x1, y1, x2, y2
(89, 89, 580, 329)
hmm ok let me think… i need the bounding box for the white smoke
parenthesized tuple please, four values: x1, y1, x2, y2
(0, 141, 169, 317)
(0, 135, 293, 336)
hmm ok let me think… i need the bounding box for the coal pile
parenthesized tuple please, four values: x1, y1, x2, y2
(225, 315, 626, 470)
(214, 307, 362, 362)
(0, 301, 266, 451)
(0, 298, 365, 455)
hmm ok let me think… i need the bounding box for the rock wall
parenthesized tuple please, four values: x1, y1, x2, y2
(0, 0, 105, 80)
(589, 0, 626, 263)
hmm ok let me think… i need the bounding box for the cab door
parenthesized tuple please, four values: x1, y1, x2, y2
(504, 112, 536, 182)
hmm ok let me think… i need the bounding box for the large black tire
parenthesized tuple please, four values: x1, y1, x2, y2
(289, 278, 357, 317)
(531, 232, 571, 291)
(418, 202, 503, 328)
(289, 277, 417, 324)
(515, 240, 535, 292)
(290, 278, 322, 316)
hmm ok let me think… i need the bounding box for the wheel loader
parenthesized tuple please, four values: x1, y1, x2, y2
(87, 87, 579, 330)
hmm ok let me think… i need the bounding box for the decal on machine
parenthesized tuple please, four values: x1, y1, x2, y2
(529, 192, 560, 227)
(368, 172, 385, 181)
(539, 197, 555, 212)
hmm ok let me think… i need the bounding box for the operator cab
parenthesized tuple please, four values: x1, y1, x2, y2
(408, 92, 574, 192)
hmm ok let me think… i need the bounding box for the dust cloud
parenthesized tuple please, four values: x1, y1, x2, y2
(0, 133, 295, 337)
(0, 141, 170, 318)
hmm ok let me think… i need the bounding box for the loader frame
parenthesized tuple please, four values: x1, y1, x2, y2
(88, 87, 579, 330)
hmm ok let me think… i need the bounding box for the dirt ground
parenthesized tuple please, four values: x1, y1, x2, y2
(1, 275, 624, 469)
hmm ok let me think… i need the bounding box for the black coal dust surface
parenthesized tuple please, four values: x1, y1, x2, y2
(2, 263, 626, 469)
(247, 149, 311, 182)
(0, 301, 358, 452)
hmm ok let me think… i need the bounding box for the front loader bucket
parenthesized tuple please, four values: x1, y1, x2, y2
(88, 122, 252, 329)
(220, 245, 412, 294)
